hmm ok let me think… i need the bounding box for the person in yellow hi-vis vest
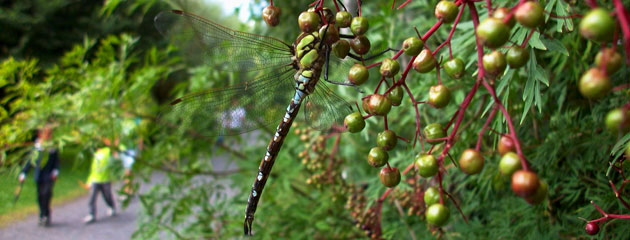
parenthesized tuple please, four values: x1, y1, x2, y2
(83, 138, 117, 224)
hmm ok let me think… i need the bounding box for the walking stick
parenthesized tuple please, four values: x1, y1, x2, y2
(13, 181, 24, 205)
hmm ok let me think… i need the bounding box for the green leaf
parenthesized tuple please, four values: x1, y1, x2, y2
(528, 31, 547, 50)
(607, 134, 630, 176)
(542, 38, 569, 56)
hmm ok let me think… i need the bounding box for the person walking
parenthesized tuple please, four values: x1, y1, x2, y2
(18, 126, 59, 227)
(83, 138, 117, 224)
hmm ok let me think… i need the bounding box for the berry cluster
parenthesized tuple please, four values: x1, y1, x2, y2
(262, 0, 630, 237)
(345, 185, 381, 239)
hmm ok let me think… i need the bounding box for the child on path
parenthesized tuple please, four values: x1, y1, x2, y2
(82, 138, 118, 224)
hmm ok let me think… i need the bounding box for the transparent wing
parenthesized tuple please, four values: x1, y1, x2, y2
(158, 66, 295, 136)
(154, 10, 295, 76)
(302, 83, 354, 131)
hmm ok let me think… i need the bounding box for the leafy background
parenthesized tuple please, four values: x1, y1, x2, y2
(1, 0, 629, 239)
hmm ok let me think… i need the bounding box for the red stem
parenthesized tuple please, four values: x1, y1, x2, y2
(397, 0, 412, 10)
(613, 0, 630, 63)
(476, 105, 498, 151)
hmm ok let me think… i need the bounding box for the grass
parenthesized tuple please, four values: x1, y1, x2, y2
(0, 154, 90, 228)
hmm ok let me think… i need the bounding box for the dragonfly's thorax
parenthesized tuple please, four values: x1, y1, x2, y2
(293, 32, 325, 94)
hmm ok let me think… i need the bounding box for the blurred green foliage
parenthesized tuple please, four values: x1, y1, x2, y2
(1, 0, 630, 239)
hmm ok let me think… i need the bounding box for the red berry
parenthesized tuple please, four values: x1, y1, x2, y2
(585, 222, 599, 235)
(298, 11, 320, 33)
(458, 149, 484, 175)
(498, 135, 516, 156)
(379, 167, 401, 188)
(367, 94, 392, 116)
(514, 1, 544, 28)
(413, 49, 436, 73)
(511, 170, 540, 198)
(262, 5, 281, 27)
(350, 35, 371, 55)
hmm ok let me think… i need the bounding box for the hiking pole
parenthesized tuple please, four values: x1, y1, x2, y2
(13, 181, 24, 205)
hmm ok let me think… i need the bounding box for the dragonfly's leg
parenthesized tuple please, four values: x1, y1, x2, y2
(319, 25, 328, 51)
(337, 0, 348, 12)
(363, 47, 401, 61)
(324, 46, 364, 93)
(340, 34, 354, 39)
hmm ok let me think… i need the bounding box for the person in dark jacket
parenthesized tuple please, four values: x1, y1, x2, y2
(18, 127, 59, 227)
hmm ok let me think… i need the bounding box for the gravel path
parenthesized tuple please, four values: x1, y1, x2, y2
(0, 174, 165, 240)
(0, 134, 253, 240)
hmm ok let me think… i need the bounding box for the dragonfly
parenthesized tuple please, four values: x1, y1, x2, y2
(154, 9, 362, 235)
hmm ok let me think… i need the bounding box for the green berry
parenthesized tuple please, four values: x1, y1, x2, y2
(443, 58, 465, 79)
(415, 154, 439, 178)
(424, 123, 446, 144)
(367, 94, 392, 116)
(458, 149, 484, 175)
(605, 108, 630, 133)
(344, 112, 365, 133)
(348, 64, 369, 85)
(350, 16, 369, 35)
(368, 147, 389, 167)
(580, 8, 615, 42)
(483, 50, 507, 76)
(402, 37, 424, 56)
(426, 203, 450, 226)
(298, 11, 320, 33)
(435, 1, 458, 23)
(413, 49, 436, 73)
(507, 46, 529, 69)
(499, 152, 522, 177)
(387, 86, 404, 106)
(595, 48, 622, 74)
(424, 187, 441, 207)
(377, 130, 398, 150)
(493, 7, 515, 28)
(578, 68, 611, 99)
(477, 17, 510, 49)
(380, 58, 400, 78)
(332, 39, 350, 58)
(335, 11, 352, 28)
(515, 1, 544, 28)
(428, 85, 451, 108)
